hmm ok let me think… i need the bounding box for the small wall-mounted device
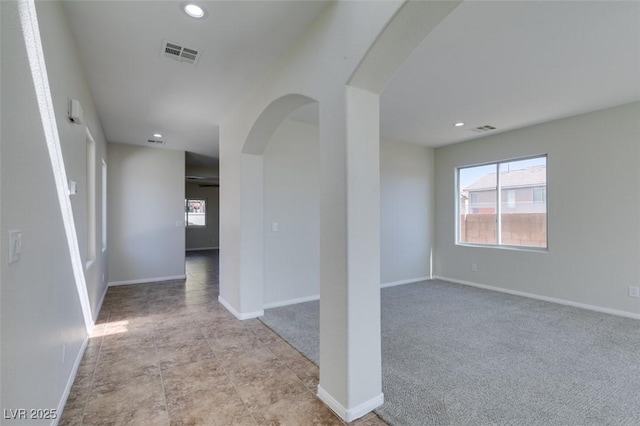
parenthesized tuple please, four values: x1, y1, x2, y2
(68, 98, 83, 124)
(9, 230, 22, 264)
(68, 180, 78, 195)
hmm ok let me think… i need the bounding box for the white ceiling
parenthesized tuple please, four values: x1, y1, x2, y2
(64, 1, 640, 161)
(62, 0, 331, 161)
(380, 0, 640, 147)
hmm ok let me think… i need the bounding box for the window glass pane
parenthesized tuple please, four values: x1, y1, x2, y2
(185, 199, 206, 227)
(459, 164, 497, 245)
(499, 157, 546, 248)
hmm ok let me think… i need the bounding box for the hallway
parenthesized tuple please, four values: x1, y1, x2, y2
(60, 250, 385, 425)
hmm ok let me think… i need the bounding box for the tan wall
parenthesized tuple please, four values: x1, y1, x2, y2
(460, 213, 547, 247)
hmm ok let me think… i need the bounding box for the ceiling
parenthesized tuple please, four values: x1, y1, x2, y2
(62, 0, 332, 163)
(64, 1, 640, 164)
(379, 0, 640, 147)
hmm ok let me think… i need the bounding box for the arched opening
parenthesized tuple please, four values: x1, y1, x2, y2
(262, 103, 320, 308)
(238, 93, 320, 313)
(243, 94, 317, 155)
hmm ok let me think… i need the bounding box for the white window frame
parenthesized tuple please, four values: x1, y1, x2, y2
(457, 154, 548, 251)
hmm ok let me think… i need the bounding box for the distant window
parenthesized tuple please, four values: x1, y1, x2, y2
(458, 155, 547, 249)
(185, 199, 206, 227)
(507, 190, 516, 208)
(533, 187, 546, 204)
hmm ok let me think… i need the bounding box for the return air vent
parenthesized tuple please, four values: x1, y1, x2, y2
(471, 125, 497, 133)
(147, 139, 165, 145)
(161, 40, 201, 65)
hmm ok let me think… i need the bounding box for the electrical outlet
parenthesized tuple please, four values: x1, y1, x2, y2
(629, 286, 640, 298)
(471, 263, 478, 272)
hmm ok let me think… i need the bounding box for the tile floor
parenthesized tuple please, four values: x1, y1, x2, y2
(60, 250, 386, 426)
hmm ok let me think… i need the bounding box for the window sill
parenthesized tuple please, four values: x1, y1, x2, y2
(456, 242, 548, 253)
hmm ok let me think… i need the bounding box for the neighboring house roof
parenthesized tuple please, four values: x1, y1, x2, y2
(465, 165, 546, 191)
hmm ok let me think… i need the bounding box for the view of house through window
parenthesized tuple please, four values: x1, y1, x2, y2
(185, 199, 206, 227)
(458, 156, 547, 249)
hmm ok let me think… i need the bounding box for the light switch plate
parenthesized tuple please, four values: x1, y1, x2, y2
(9, 230, 21, 264)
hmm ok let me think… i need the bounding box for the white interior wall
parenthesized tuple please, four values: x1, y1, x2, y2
(434, 102, 640, 316)
(263, 119, 320, 307)
(1, 0, 108, 415)
(381, 139, 434, 285)
(263, 118, 434, 307)
(107, 143, 186, 284)
(185, 183, 220, 250)
(35, 0, 109, 318)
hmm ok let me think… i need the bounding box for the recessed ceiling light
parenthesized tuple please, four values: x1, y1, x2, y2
(182, 3, 207, 19)
(153, 133, 163, 138)
(454, 122, 465, 127)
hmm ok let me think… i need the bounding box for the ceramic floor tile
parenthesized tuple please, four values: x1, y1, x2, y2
(287, 357, 320, 391)
(213, 345, 281, 374)
(156, 342, 218, 369)
(61, 250, 384, 426)
(57, 405, 84, 426)
(83, 406, 169, 426)
(161, 360, 228, 397)
(84, 376, 165, 423)
(228, 362, 310, 410)
(165, 384, 252, 426)
(251, 391, 344, 426)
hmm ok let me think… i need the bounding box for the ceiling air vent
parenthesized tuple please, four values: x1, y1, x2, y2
(471, 125, 497, 133)
(161, 40, 201, 65)
(147, 139, 165, 145)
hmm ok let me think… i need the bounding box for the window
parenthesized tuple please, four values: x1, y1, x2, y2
(507, 190, 516, 209)
(185, 199, 206, 227)
(458, 155, 547, 249)
(533, 187, 546, 204)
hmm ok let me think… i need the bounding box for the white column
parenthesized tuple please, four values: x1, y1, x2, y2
(218, 131, 264, 320)
(238, 153, 264, 318)
(317, 86, 382, 422)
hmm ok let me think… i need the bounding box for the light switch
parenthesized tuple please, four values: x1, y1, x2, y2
(272, 222, 278, 232)
(9, 230, 22, 264)
(68, 180, 77, 195)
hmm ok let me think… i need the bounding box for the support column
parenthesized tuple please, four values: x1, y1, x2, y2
(317, 86, 382, 422)
(218, 130, 264, 320)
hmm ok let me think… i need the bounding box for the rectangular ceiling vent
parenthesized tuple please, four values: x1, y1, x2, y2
(147, 139, 165, 145)
(162, 40, 201, 65)
(471, 125, 497, 133)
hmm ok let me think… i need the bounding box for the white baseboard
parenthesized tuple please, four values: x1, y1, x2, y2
(381, 276, 429, 289)
(264, 294, 320, 309)
(186, 247, 219, 251)
(317, 386, 384, 422)
(53, 335, 89, 426)
(262, 277, 430, 309)
(218, 295, 264, 320)
(432, 275, 640, 321)
(108, 275, 186, 286)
